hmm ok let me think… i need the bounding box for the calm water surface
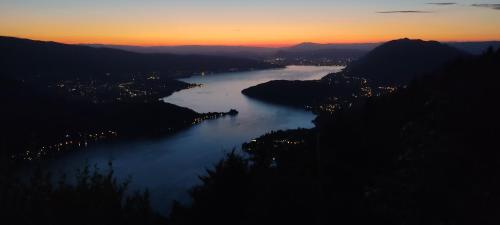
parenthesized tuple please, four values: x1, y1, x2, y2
(49, 65, 343, 213)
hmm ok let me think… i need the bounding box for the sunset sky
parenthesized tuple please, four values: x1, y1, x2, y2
(1, 0, 499, 47)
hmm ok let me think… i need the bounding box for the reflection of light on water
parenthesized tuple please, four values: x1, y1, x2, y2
(53, 65, 343, 215)
(166, 65, 343, 113)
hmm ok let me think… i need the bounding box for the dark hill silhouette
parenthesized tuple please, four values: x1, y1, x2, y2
(242, 75, 366, 108)
(242, 80, 334, 107)
(0, 36, 276, 81)
(342, 38, 468, 85)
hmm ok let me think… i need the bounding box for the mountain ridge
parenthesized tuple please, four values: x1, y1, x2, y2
(0, 36, 277, 81)
(340, 38, 469, 84)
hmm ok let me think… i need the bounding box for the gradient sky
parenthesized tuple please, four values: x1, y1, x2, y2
(1, 0, 499, 46)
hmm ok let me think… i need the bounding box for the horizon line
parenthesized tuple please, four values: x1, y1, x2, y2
(2, 35, 500, 48)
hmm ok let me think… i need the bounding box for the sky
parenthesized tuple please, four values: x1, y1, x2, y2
(1, 0, 499, 47)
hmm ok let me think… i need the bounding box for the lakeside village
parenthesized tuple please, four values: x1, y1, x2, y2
(12, 109, 239, 163)
(244, 75, 399, 156)
(309, 74, 398, 114)
(12, 72, 240, 163)
(265, 56, 357, 66)
(45, 73, 202, 104)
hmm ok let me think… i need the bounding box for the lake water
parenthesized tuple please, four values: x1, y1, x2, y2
(49, 65, 343, 214)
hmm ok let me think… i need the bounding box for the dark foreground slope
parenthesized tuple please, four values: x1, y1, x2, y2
(170, 49, 500, 225)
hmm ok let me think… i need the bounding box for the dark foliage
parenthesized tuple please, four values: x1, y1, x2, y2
(315, 48, 500, 225)
(0, 163, 167, 225)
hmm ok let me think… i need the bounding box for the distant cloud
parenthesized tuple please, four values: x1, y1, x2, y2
(427, 2, 457, 5)
(472, 4, 500, 10)
(377, 3, 454, 15)
(376, 10, 432, 14)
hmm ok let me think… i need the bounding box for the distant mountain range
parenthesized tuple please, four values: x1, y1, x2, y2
(85, 42, 379, 63)
(286, 42, 379, 52)
(0, 36, 276, 81)
(85, 44, 277, 59)
(83, 40, 498, 67)
(85, 42, 379, 56)
(84, 40, 499, 58)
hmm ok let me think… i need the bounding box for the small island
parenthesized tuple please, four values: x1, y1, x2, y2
(228, 109, 239, 116)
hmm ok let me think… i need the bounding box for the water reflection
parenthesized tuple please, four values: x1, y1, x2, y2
(49, 65, 343, 214)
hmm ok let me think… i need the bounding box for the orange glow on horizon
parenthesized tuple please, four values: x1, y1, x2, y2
(2, 1, 500, 47)
(4, 34, 500, 48)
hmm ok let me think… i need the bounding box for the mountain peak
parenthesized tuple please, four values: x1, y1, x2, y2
(344, 38, 468, 85)
(294, 42, 320, 46)
(289, 42, 323, 49)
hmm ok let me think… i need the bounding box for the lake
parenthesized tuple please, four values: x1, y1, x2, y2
(49, 65, 343, 214)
